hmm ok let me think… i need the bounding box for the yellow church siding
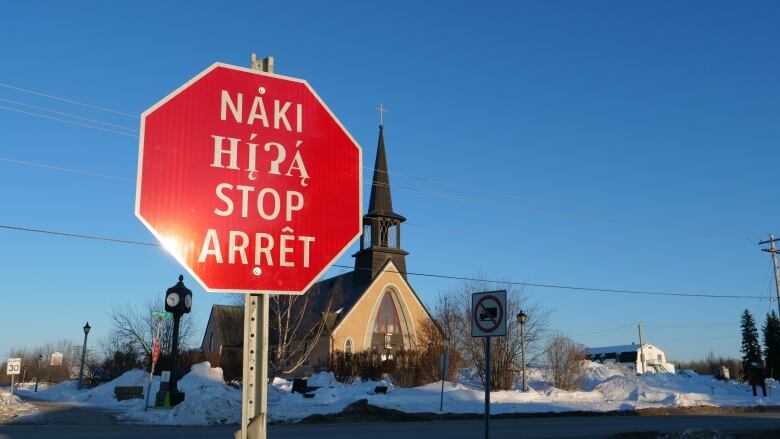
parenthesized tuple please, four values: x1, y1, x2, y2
(331, 261, 432, 353)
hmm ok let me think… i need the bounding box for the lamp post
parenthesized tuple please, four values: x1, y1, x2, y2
(34, 354, 42, 392)
(77, 322, 91, 390)
(517, 311, 528, 392)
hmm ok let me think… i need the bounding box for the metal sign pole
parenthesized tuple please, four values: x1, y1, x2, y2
(10, 374, 14, 401)
(485, 336, 491, 439)
(238, 293, 269, 439)
(439, 352, 448, 412)
(145, 317, 162, 411)
(236, 54, 275, 439)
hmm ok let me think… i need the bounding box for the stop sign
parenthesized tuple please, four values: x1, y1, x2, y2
(136, 63, 362, 294)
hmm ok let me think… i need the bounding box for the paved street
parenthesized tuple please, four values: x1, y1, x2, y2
(2, 413, 780, 439)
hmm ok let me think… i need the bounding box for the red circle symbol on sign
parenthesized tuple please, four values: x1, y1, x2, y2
(474, 295, 504, 333)
(136, 63, 362, 294)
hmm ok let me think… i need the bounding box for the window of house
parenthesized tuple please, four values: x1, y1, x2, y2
(657, 354, 663, 362)
(345, 337, 353, 355)
(373, 291, 401, 334)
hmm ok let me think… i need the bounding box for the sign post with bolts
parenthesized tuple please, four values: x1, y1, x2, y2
(471, 290, 507, 439)
(135, 54, 362, 439)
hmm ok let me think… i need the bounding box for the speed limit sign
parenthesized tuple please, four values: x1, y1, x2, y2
(6, 358, 21, 375)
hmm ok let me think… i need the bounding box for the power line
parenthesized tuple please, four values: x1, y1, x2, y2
(0, 81, 139, 119)
(0, 105, 137, 138)
(0, 223, 766, 300)
(0, 81, 589, 217)
(331, 264, 763, 299)
(0, 156, 134, 182)
(0, 97, 138, 133)
(0, 225, 157, 247)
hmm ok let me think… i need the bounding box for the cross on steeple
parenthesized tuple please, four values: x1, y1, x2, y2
(376, 104, 388, 126)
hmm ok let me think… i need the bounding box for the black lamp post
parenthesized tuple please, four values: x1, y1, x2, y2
(34, 354, 43, 392)
(156, 275, 192, 407)
(517, 311, 528, 392)
(77, 322, 91, 390)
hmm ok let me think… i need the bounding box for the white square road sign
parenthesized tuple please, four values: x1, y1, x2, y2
(471, 290, 507, 337)
(51, 352, 63, 367)
(6, 358, 21, 375)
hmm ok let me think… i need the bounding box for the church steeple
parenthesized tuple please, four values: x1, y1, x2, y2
(354, 124, 408, 284)
(367, 125, 404, 220)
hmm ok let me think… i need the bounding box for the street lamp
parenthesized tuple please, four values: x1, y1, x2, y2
(77, 322, 91, 390)
(34, 354, 43, 392)
(517, 311, 528, 392)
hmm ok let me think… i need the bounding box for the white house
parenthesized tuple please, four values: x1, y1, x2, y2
(586, 343, 675, 374)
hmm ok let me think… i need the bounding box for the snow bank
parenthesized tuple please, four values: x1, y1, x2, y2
(122, 362, 241, 426)
(14, 361, 780, 425)
(0, 390, 39, 422)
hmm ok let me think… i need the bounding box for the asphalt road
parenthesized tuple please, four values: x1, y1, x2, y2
(2, 413, 780, 439)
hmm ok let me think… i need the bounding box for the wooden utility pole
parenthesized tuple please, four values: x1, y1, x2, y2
(637, 323, 646, 374)
(760, 234, 780, 316)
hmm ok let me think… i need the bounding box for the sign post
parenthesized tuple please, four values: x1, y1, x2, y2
(471, 290, 507, 439)
(439, 352, 448, 412)
(6, 358, 21, 400)
(135, 55, 362, 439)
(145, 312, 167, 411)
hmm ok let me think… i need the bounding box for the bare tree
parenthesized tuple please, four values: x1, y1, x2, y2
(232, 284, 342, 376)
(545, 334, 587, 391)
(436, 277, 550, 390)
(2, 339, 80, 385)
(107, 294, 196, 366)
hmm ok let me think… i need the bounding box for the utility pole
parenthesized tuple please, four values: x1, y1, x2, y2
(760, 234, 780, 316)
(637, 323, 646, 374)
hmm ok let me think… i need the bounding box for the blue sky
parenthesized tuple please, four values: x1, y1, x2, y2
(1, 1, 779, 362)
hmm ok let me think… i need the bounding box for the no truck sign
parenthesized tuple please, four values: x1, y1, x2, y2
(471, 290, 507, 337)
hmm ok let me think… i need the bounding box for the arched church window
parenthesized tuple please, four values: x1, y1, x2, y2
(373, 291, 402, 334)
(345, 337, 353, 354)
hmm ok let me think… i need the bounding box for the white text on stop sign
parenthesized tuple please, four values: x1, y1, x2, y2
(196, 88, 316, 274)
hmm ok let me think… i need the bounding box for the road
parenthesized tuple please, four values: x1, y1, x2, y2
(2, 412, 780, 439)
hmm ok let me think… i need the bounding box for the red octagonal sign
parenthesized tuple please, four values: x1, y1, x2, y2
(136, 63, 362, 294)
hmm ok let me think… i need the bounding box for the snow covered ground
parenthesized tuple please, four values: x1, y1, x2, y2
(11, 361, 780, 426)
(0, 390, 39, 423)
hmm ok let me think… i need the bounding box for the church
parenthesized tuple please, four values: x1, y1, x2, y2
(200, 123, 436, 375)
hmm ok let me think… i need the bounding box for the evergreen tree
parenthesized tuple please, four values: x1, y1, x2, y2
(763, 310, 780, 379)
(740, 309, 762, 380)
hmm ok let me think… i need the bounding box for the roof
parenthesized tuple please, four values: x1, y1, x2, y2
(211, 304, 244, 347)
(205, 270, 371, 347)
(586, 344, 658, 356)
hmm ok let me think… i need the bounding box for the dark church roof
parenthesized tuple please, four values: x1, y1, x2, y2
(207, 271, 371, 348)
(208, 304, 244, 348)
(366, 125, 405, 221)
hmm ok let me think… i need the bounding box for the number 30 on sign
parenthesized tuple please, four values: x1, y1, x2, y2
(6, 358, 21, 375)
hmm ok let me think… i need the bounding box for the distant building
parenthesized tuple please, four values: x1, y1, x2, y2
(586, 343, 675, 374)
(200, 124, 436, 376)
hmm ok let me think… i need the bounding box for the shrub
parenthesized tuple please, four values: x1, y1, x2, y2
(545, 335, 587, 391)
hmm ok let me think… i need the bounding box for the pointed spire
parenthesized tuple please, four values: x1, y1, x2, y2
(367, 125, 404, 220)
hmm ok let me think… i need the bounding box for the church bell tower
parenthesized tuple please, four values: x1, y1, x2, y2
(353, 124, 408, 284)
